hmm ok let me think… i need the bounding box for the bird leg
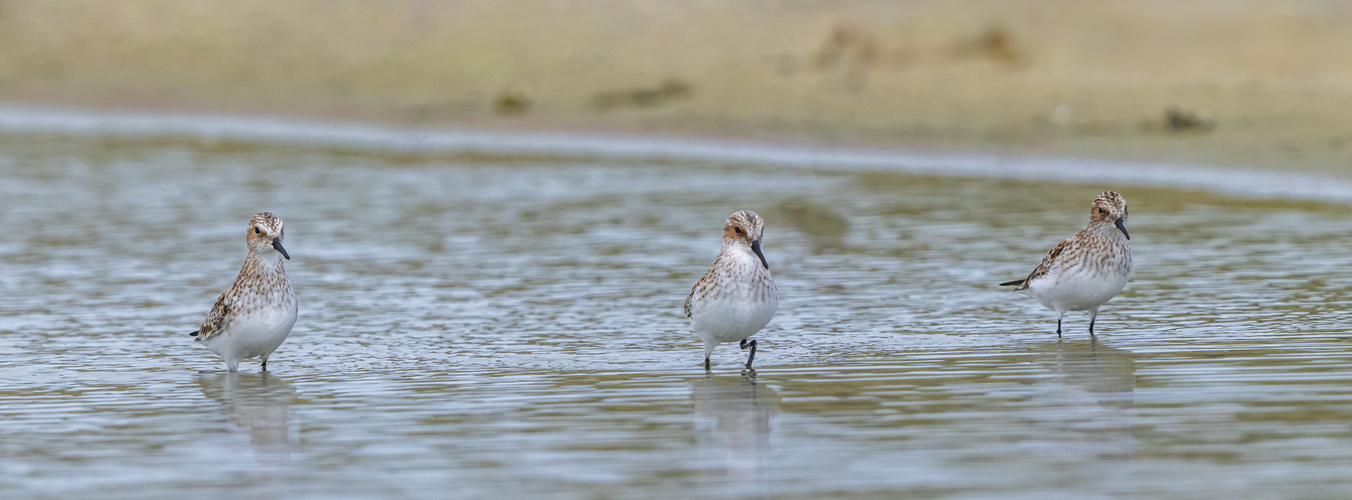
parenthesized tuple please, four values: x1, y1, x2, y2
(1056, 319, 1062, 338)
(740, 339, 757, 369)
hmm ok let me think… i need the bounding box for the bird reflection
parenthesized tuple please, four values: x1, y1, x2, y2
(1036, 338, 1137, 493)
(691, 374, 782, 497)
(1050, 338, 1136, 410)
(198, 372, 298, 450)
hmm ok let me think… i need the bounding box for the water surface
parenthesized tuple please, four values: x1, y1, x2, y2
(2, 131, 1352, 498)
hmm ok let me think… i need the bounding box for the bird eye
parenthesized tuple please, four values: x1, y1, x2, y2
(734, 226, 742, 234)
(1097, 207, 1105, 214)
(254, 226, 261, 234)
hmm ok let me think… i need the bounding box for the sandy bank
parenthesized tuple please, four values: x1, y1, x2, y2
(3, 1, 1352, 175)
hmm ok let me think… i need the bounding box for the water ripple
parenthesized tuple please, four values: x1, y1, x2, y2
(1, 133, 1351, 497)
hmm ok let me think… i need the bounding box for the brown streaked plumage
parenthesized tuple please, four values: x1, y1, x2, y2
(1001, 191, 1132, 336)
(190, 212, 297, 372)
(685, 210, 778, 370)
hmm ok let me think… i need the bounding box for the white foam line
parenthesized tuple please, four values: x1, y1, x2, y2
(1, 103, 1349, 202)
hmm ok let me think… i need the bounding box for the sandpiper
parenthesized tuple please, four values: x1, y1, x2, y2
(685, 210, 779, 369)
(190, 213, 297, 372)
(1001, 191, 1132, 337)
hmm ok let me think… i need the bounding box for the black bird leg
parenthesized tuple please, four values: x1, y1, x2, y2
(1056, 319, 1062, 338)
(740, 339, 757, 369)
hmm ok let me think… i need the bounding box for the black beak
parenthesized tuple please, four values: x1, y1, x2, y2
(751, 240, 769, 269)
(272, 237, 290, 260)
(1115, 217, 1130, 240)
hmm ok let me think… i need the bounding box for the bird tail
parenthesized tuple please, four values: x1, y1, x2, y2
(189, 330, 200, 341)
(999, 279, 1025, 287)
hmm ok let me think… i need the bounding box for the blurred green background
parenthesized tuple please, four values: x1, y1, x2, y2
(4, 0, 1352, 172)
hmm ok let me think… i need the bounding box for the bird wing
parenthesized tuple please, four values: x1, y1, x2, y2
(193, 292, 231, 341)
(1014, 237, 1075, 291)
(685, 258, 721, 319)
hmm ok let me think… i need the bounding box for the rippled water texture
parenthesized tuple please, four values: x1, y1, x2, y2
(3, 132, 1352, 498)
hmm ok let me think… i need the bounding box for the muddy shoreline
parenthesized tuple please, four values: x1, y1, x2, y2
(4, 1, 1352, 175)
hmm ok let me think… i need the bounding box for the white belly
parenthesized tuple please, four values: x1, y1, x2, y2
(205, 306, 297, 361)
(690, 295, 778, 344)
(1029, 268, 1129, 313)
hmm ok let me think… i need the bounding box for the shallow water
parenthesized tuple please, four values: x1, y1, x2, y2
(2, 131, 1352, 498)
